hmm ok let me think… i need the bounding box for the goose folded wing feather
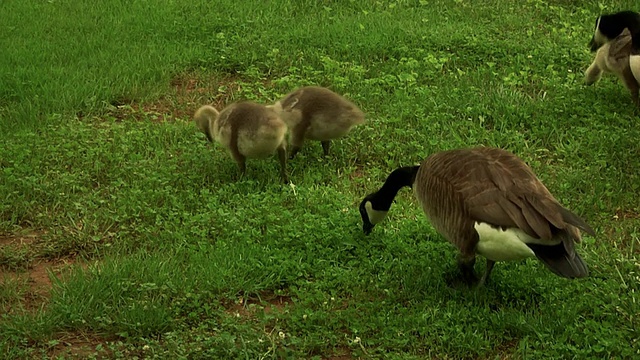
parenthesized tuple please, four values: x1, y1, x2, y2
(458, 150, 559, 241)
(607, 28, 634, 72)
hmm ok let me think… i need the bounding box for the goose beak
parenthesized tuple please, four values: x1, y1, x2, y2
(359, 199, 375, 235)
(363, 220, 374, 235)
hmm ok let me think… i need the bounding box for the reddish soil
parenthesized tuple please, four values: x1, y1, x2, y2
(614, 208, 640, 220)
(325, 355, 355, 360)
(0, 232, 40, 248)
(224, 292, 293, 318)
(2, 231, 111, 357)
(102, 72, 256, 123)
(479, 339, 520, 359)
(1, 231, 86, 312)
(47, 331, 113, 359)
(604, 208, 640, 254)
(1, 258, 83, 312)
(349, 168, 365, 180)
(323, 346, 355, 359)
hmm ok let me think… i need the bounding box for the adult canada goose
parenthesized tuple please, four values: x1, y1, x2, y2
(270, 86, 365, 159)
(194, 101, 289, 183)
(359, 147, 595, 286)
(589, 10, 640, 52)
(585, 28, 640, 107)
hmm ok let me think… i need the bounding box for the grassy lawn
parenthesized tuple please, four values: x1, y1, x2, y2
(1, 0, 639, 358)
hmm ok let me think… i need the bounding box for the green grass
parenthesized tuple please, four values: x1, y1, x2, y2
(1, 0, 639, 358)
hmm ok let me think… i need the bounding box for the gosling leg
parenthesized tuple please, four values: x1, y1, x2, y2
(230, 148, 246, 181)
(277, 146, 289, 184)
(321, 141, 331, 156)
(622, 66, 640, 107)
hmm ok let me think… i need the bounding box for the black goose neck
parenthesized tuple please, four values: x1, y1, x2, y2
(370, 166, 419, 210)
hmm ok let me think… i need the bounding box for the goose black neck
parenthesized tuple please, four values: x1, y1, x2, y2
(369, 166, 419, 211)
(632, 30, 640, 52)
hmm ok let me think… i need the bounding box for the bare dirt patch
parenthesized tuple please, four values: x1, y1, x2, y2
(348, 168, 365, 180)
(260, 293, 292, 314)
(47, 331, 114, 359)
(0, 231, 42, 249)
(224, 292, 293, 318)
(602, 208, 640, 254)
(1, 257, 85, 312)
(102, 72, 267, 123)
(324, 355, 355, 360)
(0, 230, 47, 270)
(614, 208, 640, 220)
(477, 338, 521, 359)
(323, 346, 355, 359)
(31, 259, 82, 291)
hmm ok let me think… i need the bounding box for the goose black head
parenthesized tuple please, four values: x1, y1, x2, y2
(358, 166, 419, 235)
(359, 195, 376, 235)
(590, 11, 640, 51)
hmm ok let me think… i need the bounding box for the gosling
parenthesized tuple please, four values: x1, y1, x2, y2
(270, 86, 365, 159)
(194, 101, 288, 183)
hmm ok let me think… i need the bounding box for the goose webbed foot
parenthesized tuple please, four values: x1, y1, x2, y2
(457, 254, 479, 286)
(477, 260, 495, 288)
(321, 141, 331, 156)
(288, 146, 301, 160)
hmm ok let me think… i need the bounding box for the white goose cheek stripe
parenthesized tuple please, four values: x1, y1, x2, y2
(365, 201, 388, 225)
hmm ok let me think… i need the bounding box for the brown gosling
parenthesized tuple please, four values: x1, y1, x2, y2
(194, 101, 289, 183)
(270, 86, 365, 159)
(359, 147, 595, 287)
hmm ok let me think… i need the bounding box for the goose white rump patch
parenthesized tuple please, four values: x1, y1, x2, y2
(474, 222, 560, 262)
(630, 55, 640, 84)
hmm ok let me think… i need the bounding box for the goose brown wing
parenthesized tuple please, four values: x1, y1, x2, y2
(280, 88, 303, 111)
(607, 28, 634, 70)
(447, 148, 565, 241)
(422, 147, 594, 255)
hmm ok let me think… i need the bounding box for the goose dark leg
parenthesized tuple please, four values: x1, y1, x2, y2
(321, 141, 331, 156)
(230, 151, 247, 181)
(457, 253, 478, 285)
(289, 125, 306, 159)
(478, 260, 495, 287)
(236, 159, 246, 180)
(289, 145, 301, 160)
(622, 67, 640, 108)
(277, 146, 289, 184)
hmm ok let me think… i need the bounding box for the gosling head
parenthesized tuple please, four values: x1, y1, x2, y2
(265, 101, 283, 114)
(193, 105, 220, 143)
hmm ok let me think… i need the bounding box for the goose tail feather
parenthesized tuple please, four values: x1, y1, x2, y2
(528, 243, 589, 278)
(559, 207, 596, 237)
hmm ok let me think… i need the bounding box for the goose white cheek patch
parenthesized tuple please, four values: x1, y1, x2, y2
(365, 201, 388, 225)
(593, 18, 605, 45)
